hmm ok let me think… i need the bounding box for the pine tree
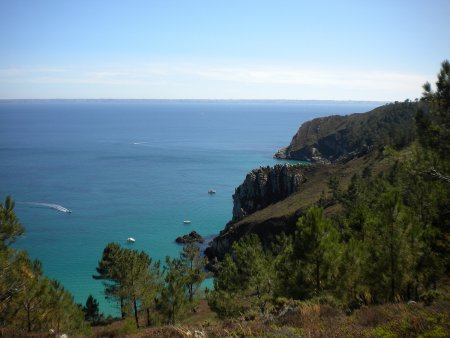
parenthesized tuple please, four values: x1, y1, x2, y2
(93, 243, 125, 317)
(0, 196, 24, 249)
(83, 294, 100, 325)
(209, 235, 275, 316)
(160, 256, 188, 324)
(94, 243, 160, 328)
(416, 60, 450, 162)
(180, 243, 207, 303)
(293, 207, 342, 297)
(208, 254, 243, 318)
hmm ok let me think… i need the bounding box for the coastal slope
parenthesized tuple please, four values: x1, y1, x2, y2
(206, 101, 418, 261)
(274, 101, 417, 163)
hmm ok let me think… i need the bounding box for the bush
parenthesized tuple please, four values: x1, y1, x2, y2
(419, 326, 448, 338)
(371, 326, 397, 338)
(118, 318, 138, 335)
(420, 290, 443, 306)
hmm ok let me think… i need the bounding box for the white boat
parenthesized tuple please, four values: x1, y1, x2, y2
(127, 237, 136, 243)
(208, 189, 216, 194)
(183, 220, 191, 224)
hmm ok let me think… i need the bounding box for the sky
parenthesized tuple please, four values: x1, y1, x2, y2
(0, 0, 449, 100)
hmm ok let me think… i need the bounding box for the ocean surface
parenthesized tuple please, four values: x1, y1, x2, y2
(0, 100, 381, 315)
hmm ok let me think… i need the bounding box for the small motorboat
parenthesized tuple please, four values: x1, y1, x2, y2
(208, 189, 216, 194)
(183, 220, 192, 224)
(127, 237, 136, 243)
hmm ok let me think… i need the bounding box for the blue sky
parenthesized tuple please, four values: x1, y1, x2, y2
(0, 0, 449, 100)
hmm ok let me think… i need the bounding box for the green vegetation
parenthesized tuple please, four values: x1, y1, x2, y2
(282, 98, 419, 162)
(206, 60, 450, 326)
(93, 241, 207, 328)
(83, 294, 101, 325)
(1, 61, 449, 336)
(0, 197, 208, 335)
(0, 196, 90, 335)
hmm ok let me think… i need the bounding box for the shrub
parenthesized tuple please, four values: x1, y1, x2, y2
(420, 290, 443, 306)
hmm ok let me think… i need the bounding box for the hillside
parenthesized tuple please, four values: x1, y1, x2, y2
(274, 101, 418, 163)
(206, 101, 421, 261)
(206, 147, 397, 260)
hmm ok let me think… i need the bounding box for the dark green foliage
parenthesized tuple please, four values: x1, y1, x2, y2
(83, 294, 101, 325)
(209, 235, 275, 317)
(94, 242, 207, 326)
(416, 60, 450, 160)
(359, 101, 418, 149)
(211, 153, 448, 317)
(180, 243, 207, 302)
(284, 100, 419, 162)
(327, 176, 341, 201)
(293, 207, 342, 298)
(209, 61, 450, 319)
(0, 197, 89, 334)
(414, 60, 450, 273)
(338, 101, 418, 152)
(0, 195, 24, 249)
(93, 242, 125, 317)
(94, 243, 160, 328)
(160, 256, 188, 324)
(158, 244, 207, 324)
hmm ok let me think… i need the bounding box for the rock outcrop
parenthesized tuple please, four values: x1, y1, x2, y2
(205, 164, 308, 261)
(232, 164, 307, 222)
(175, 231, 204, 244)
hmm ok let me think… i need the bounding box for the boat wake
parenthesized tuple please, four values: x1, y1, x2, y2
(22, 202, 72, 213)
(133, 141, 147, 145)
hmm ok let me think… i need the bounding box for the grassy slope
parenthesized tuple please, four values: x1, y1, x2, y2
(222, 146, 396, 242)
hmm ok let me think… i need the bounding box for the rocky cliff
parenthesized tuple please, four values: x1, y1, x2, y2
(275, 102, 418, 163)
(205, 163, 308, 261)
(232, 164, 307, 222)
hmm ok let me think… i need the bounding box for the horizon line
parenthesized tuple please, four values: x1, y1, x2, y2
(0, 98, 390, 103)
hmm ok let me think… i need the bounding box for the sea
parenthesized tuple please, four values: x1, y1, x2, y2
(0, 100, 381, 315)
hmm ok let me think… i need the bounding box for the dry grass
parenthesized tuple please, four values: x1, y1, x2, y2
(10, 287, 448, 337)
(198, 300, 450, 338)
(90, 296, 450, 337)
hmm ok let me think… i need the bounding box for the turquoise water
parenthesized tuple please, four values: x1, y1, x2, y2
(0, 100, 380, 315)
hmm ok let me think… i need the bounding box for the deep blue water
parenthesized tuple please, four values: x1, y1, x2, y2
(0, 100, 381, 315)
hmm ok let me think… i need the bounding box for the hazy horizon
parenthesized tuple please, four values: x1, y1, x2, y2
(0, 98, 389, 103)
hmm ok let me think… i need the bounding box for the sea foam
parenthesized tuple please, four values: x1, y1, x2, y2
(23, 202, 72, 213)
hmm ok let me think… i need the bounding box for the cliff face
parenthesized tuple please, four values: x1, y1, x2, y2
(275, 102, 417, 163)
(232, 164, 307, 221)
(205, 164, 307, 261)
